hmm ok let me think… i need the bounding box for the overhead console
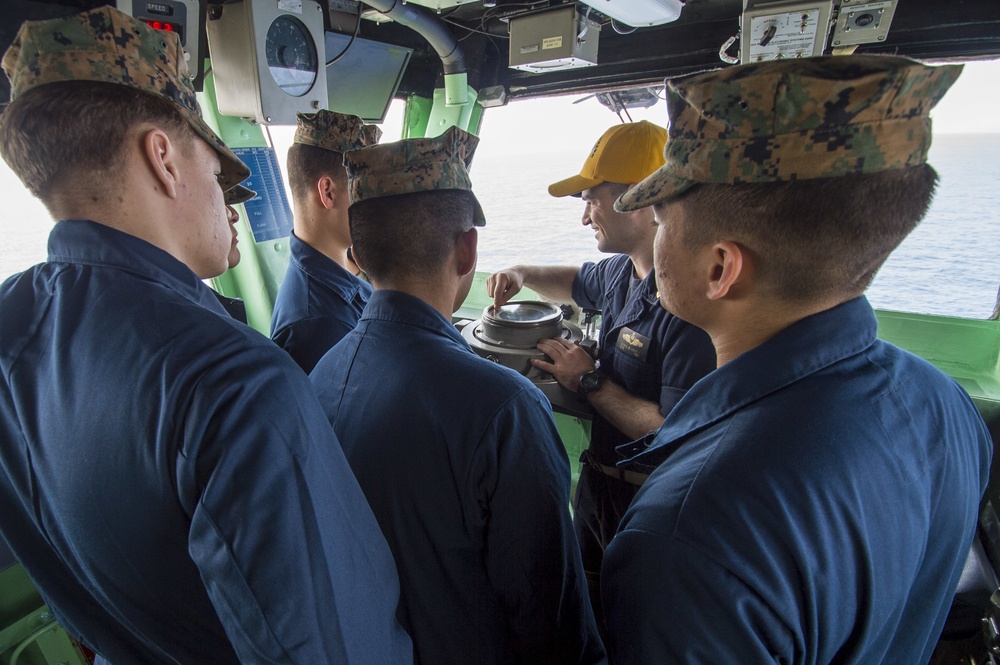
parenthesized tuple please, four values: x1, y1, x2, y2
(737, 0, 899, 63)
(3, 0, 996, 108)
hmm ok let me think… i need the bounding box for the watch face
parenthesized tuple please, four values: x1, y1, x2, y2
(265, 15, 318, 97)
(579, 371, 603, 393)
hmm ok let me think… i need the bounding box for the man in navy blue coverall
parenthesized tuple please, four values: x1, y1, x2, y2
(486, 121, 716, 633)
(271, 110, 381, 372)
(602, 55, 992, 664)
(0, 8, 412, 665)
(310, 126, 606, 665)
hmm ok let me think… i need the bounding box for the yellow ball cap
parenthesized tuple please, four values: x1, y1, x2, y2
(548, 120, 667, 198)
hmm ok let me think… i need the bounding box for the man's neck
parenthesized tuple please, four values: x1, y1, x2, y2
(628, 248, 655, 281)
(372, 275, 458, 322)
(293, 219, 354, 275)
(48, 195, 172, 262)
(707, 295, 851, 367)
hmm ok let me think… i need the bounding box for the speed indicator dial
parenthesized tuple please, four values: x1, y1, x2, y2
(265, 15, 318, 97)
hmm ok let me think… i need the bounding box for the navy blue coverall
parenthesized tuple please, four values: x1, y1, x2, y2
(271, 231, 373, 372)
(604, 297, 991, 664)
(0, 220, 413, 665)
(311, 290, 607, 665)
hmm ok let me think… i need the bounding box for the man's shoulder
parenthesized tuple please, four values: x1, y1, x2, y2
(273, 257, 310, 307)
(279, 256, 366, 310)
(638, 339, 986, 505)
(573, 254, 633, 309)
(374, 327, 549, 410)
(580, 254, 632, 282)
(436, 336, 541, 396)
(1, 260, 299, 381)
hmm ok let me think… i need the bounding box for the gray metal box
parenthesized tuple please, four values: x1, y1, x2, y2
(207, 0, 328, 125)
(509, 5, 600, 73)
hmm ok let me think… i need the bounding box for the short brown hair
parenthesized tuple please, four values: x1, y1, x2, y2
(0, 80, 193, 201)
(671, 165, 939, 301)
(286, 143, 347, 201)
(349, 190, 474, 283)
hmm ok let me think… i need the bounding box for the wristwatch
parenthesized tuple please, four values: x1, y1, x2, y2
(577, 369, 606, 399)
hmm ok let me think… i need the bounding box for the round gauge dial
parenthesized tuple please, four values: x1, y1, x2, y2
(264, 15, 318, 97)
(490, 301, 562, 324)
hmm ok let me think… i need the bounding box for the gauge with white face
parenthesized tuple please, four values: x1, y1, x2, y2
(265, 14, 317, 97)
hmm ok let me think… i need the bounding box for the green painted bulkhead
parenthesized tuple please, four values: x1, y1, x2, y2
(0, 565, 90, 665)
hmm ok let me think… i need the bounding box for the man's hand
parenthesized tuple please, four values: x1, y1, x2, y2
(486, 269, 525, 309)
(532, 337, 597, 392)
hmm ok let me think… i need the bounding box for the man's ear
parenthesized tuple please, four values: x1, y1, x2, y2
(706, 240, 748, 301)
(455, 227, 478, 277)
(316, 175, 338, 209)
(141, 128, 181, 199)
(350, 245, 366, 273)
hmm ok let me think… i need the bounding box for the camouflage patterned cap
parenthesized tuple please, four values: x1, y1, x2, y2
(616, 55, 962, 212)
(344, 125, 485, 226)
(224, 184, 256, 205)
(294, 110, 382, 154)
(2, 6, 250, 190)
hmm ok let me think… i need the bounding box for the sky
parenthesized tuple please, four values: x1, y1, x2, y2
(472, 59, 1000, 158)
(265, 59, 1000, 161)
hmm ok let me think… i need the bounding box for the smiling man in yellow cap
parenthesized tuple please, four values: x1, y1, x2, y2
(0, 7, 412, 665)
(486, 120, 716, 634)
(601, 55, 991, 665)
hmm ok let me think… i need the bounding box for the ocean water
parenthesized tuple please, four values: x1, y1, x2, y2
(472, 132, 1000, 320)
(2, 132, 999, 319)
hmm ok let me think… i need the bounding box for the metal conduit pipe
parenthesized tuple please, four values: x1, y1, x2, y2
(361, 0, 466, 75)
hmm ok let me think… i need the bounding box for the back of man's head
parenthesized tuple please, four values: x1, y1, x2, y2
(344, 126, 484, 284)
(287, 110, 380, 201)
(1, 81, 191, 201)
(619, 55, 960, 302)
(350, 190, 475, 283)
(0, 7, 248, 205)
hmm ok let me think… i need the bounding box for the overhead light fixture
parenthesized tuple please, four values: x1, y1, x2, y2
(577, 0, 684, 28)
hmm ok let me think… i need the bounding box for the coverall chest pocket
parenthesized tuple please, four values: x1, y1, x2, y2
(607, 326, 661, 404)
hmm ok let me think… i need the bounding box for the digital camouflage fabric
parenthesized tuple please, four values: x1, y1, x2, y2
(344, 125, 486, 226)
(294, 110, 382, 154)
(616, 55, 963, 212)
(1, 6, 250, 190)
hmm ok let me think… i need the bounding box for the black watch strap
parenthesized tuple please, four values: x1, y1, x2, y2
(577, 369, 606, 399)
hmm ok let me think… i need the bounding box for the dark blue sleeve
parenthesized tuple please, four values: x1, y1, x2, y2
(272, 316, 356, 374)
(603, 530, 794, 665)
(658, 317, 716, 415)
(572, 261, 607, 310)
(178, 344, 413, 665)
(474, 387, 608, 665)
